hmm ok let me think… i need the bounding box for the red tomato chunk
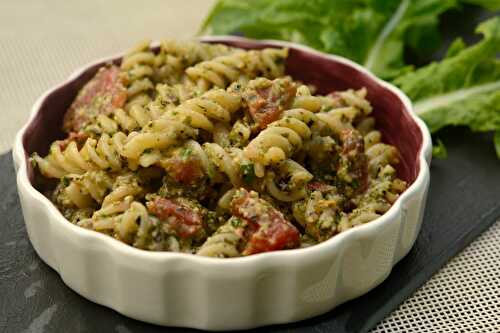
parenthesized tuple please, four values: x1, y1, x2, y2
(164, 155, 204, 185)
(231, 189, 300, 255)
(147, 198, 203, 239)
(307, 181, 334, 192)
(244, 78, 296, 129)
(63, 65, 127, 132)
(57, 132, 89, 150)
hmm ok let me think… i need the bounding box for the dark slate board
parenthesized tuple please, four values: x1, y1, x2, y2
(1, 127, 499, 333)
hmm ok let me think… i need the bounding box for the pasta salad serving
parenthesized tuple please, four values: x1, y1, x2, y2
(31, 40, 407, 258)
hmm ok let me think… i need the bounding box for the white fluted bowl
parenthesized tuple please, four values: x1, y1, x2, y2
(13, 36, 431, 330)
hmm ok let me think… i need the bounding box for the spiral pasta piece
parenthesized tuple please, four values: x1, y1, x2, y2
(265, 160, 313, 202)
(160, 40, 235, 65)
(338, 165, 406, 232)
(82, 198, 192, 252)
(244, 108, 317, 176)
(361, 116, 399, 179)
(59, 171, 113, 209)
(121, 88, 241, 165)
(33, 132, 127, 178)
(54, 171, 143, 212)
(197, 217, 242, 257)
(291, 185, 344, 241)
(82, 82, 201, 135)
(315, 106, 360, 135)
(294, 87, 372, 116)
(154, 40, 236, 84)
(121, 40, 156, 106)
(202, 143, 243, 187)
(366, 143, 400, 178)
(356, 117, 382, 149)
(80, 198, 146, 244)
(293, 85, 337, 112)
(185, 48, 288, 90)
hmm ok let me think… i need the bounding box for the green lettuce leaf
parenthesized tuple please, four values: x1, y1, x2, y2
(460, 0, 500, 10)
(432, 139, 449, 158)
(200, 0, 460, 79)
(394, 17, 500, 153)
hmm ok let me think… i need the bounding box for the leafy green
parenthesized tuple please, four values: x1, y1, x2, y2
(445, 38, 466, 58)
(395, 16, 500, 153)
(460, 0, 500, 10)
(432, 139, 448, 159)
(201, 0, 461, 79)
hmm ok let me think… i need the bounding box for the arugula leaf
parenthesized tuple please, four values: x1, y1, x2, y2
(395, 17, 500, 153)
(201, 0, 459, 79)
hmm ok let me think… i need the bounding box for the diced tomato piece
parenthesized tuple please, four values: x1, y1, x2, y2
(244, 211, 300, 255)
(63, 65, 127, 132)
(340, 129, 364, 155)
(147, 198, 203, 239)
(339, 128, 368, 191)
(57, 132, 89, 150)
(164, 155, 204, 185)
(244, 78, 296, 129)
(307, 182, 333, 192)
(231, 189, 300, 255)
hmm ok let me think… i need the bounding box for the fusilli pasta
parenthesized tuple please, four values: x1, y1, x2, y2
(32, 39, 407, 257)
(185, 48, 287, 90)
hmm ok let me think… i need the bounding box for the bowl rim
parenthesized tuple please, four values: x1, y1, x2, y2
(13, 35, 432, 266)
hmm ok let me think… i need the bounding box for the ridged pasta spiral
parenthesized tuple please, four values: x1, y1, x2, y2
(82, 83, 199, 135)
(55, 171, 143, 209)
(202, 143, 244, 187)
(293, 85, 337, 112)
(154, 40, 235, 84)
(291, 185, 345, 241)
(55, 171, 113, 209)
(244, 108, 318, 177)
(33, 132, 127, 178)
(265, 160, 313, 202)
(356, 116, 382, 149)
(357, 117, 399, 178)
(294, 87, 372, 116)
(196, 217, 242, 257)
(79, 198, 151, 246)
(185, 48, 288, 91)
(121, 40, 156, 107)
(121, 89, 242, 165)
(366, 143, 400, 178)
(338, 165, 406, 232)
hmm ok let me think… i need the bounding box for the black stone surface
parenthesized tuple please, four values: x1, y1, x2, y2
(1, 127, 499, 333)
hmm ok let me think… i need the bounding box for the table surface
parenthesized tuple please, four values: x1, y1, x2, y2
(0, 1, 498, 332)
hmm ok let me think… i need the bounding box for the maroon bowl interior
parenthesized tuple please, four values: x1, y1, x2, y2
(23, 39, 422, 185)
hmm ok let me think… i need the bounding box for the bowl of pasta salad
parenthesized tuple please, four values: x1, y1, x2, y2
(13, 36, 431, 330)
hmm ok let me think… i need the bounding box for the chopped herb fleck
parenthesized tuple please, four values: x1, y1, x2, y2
(240, 163, 255, 184)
